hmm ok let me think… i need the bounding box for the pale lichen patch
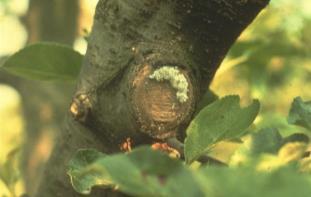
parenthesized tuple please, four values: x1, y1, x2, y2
(149, 66, 189, 103)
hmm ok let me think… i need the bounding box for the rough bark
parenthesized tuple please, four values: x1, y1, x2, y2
(35, 0, 270, 196)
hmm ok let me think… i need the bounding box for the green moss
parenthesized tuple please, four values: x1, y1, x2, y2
(149, 66, 189, 103)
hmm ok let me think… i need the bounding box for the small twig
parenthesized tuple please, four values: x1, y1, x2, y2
(166, 138, 184, 154)
(166, 138, 227, 166)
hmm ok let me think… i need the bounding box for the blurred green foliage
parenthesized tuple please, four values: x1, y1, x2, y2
(230, 1, 310, 91)
(288, 97, 311, 130)
(212, 0, 311, 136)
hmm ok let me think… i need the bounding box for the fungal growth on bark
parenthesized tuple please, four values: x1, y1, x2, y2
(35, 0, 270, 196)
(149, 66, 189, 103)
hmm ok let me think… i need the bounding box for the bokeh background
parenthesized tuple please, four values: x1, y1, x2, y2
(0, 0, 310, 196)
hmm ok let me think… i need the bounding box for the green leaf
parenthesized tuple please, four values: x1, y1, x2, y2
(250, 128, 283, 155)
(185, 95, 260, 164)
(67, 147, 203, 197)
(229, 128, 283, 166)
(282, 133, 309, 144)
(1, 42, 83, 81)
(67, 149, 109, 194)
(288, 97, 311, 131)
(195, 166, 311, 197)
(0, 148, 21, 195)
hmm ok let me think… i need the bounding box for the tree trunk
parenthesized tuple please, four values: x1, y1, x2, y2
(25, 0, 79, 44)
(4, 0, 79, 195)
(34, 0, 270, 196)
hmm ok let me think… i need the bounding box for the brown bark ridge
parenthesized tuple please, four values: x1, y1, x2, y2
(35, 0, 270, 196)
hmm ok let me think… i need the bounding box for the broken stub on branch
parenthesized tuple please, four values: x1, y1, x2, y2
(131, 63, 196, 139)
(70, 60, 197, 143)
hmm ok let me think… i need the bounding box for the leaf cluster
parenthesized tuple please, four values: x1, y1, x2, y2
(67, 96, 311, 197)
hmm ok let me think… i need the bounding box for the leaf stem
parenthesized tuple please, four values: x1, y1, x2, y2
(166, 138, 227, 166)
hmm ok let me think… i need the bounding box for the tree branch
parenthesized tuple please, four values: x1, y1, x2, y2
(34, 0, 270, 196)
